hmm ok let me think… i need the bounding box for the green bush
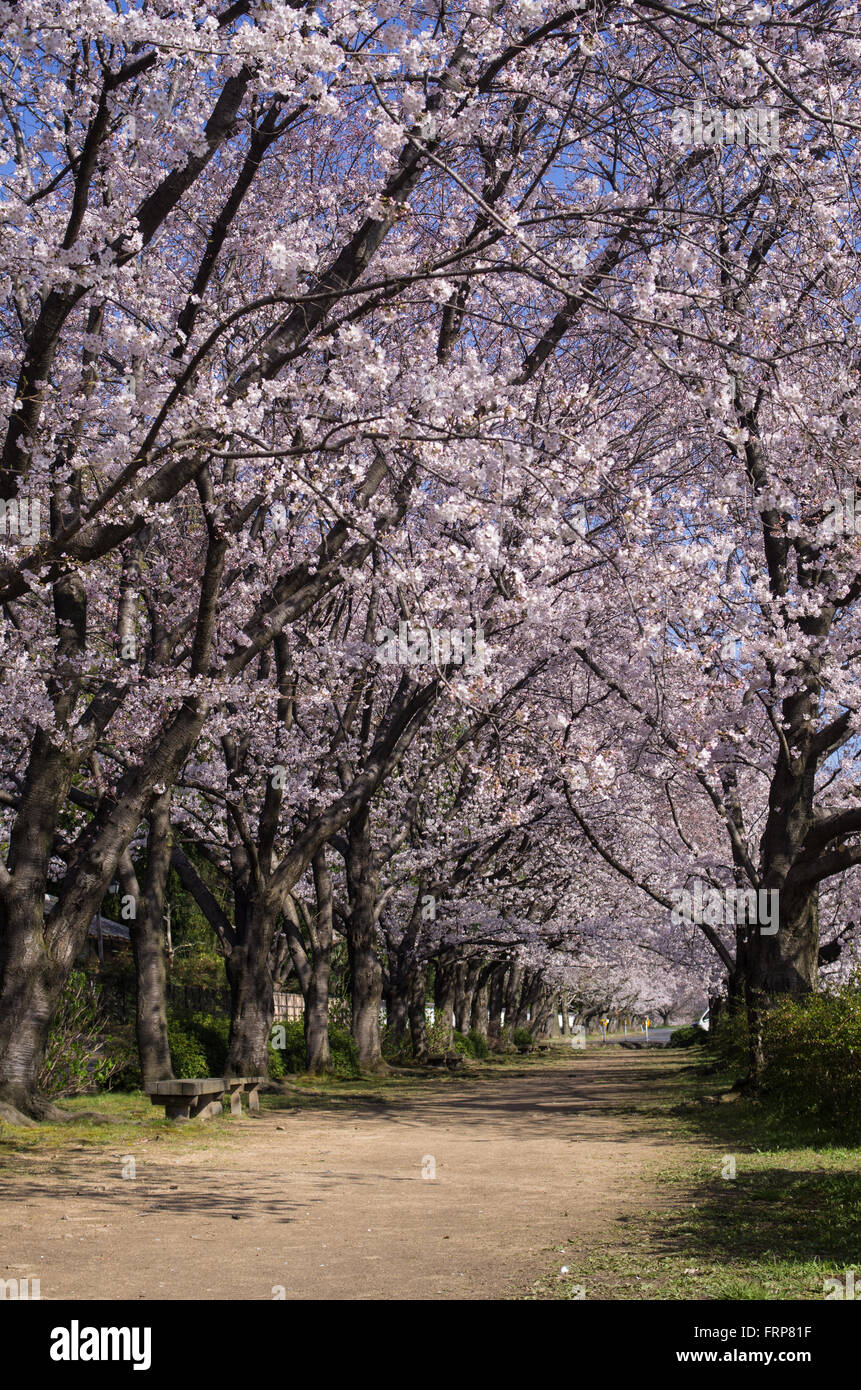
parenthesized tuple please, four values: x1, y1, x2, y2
(381, 1024, 413, 1063)
(39, 971, 131, 1097)
(448, 1029, 491, 1060)
(759, 986, 861, 1131)
(328, 1021, 360, 1076)
(166, 1018, 209, 1078)
(268, 1017, 359, 1077)
(185, 1011, 229, 1072)
(705, 985, 861, 1136)
(270, 1019, 305, 1071)
(467, 1028, 491, 1059)
(424, 1013, 455, 1054)
(668, 1024, 707, 1048)
(268, 1037, 286, 1079)
(709, 1006, 750, 1072)
(105, 1024, 143, 1091)
(513, 1027, 534, 1051)
(165, 1010, 284, 1079)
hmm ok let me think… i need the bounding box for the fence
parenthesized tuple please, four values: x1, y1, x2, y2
(274, 990, 304, 1021)
(96, 976, 232, 1023)
(95, 976, 307, 1025)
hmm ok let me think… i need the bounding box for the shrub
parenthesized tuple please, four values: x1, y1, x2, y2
(705, 985, 861, 1137)
(328, 1021, 360, 1076)
(423, 1014, 456, 1055)
(270, 1018, 305, 1071)
(513, 1027, 534, 1051)
(448, 1029, 491, 1060)
(165, 1010, 284, 1078)
(184, 1011, 229, 1072)
(268, 1017, 359, 1077)
(166, 1018, 209, 1079)
(708, 1006, 750, 1071)
(268, 1037, 286, 1079)
(327, 996, 352, 1031)
(451, 1029, 472, 1057)
(381, 1024, 413, 1063)
(105, 1024, 143, 1091)
(668, 1025, 707, 1048)
(759, 986, 861, 1131)
(467, 1029, 490, 1059)
(39, 971, 130, 1097)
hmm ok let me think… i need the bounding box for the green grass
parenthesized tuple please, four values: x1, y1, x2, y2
(0, 1090, 247, 1167)
(263, 1047, 576, 1112)
(0, 1047, 578, 1149)
(523, 1052, 861, 1300)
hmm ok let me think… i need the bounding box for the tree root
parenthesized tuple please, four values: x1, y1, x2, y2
(0, 1096, 113, 1125)
(0, 1101, 38, 1127)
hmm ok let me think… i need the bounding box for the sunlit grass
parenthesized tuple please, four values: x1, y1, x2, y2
(523, 1052, 861, 1301)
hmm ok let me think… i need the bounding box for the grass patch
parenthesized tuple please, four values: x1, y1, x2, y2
(0, 1090, 246, 1167)
(0, 1047, 577, 1153)
(523, 1051, 861, 1301)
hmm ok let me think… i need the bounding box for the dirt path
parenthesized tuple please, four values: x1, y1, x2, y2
(2, 1053, 691, 1300)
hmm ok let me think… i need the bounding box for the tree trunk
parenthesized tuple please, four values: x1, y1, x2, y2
(122, 792, 174, 1090)
(226, 896, 277, 1076)
(346, 809, 386, 1072)
(348, 919, 385, 1071)
(382, 888, 425, 1054)
(518, 968, 544, 1032)
(470, 970, 490, 1040)
(487, 962, 507, 1050)
(450, 961, 472, 1039)
(503, 961, 524, 1033)
(527, 981, 554, 1037)
(0, 701, 211, 1116)
(304, 852, 333, 1075)
(740, 883, 819, 1088)
(0, 895, 66, 1117)
(408, 963, 429, 1062)
(381, 922, 409, 1048)
(747, 883, 819, 996)
(386, 982, 409, 1044)
(304, 972, 331, 1073)
(546, 993, 560, 1037)
(433, 948, 456, 1049)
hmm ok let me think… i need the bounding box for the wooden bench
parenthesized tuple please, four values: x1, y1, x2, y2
(146, 1077, 265, 1121)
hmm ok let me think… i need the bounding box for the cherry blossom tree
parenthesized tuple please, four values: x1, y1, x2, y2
(5, 0, 861, 1112)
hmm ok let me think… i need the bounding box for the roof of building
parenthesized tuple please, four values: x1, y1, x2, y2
(88, 914, 131, 941)
(44, 894, 130, 941)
